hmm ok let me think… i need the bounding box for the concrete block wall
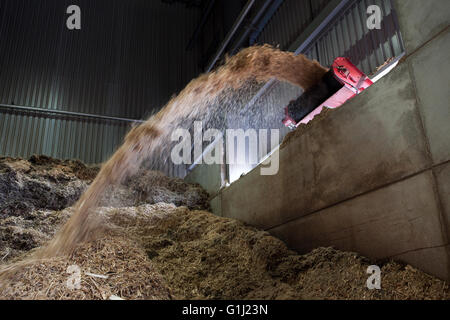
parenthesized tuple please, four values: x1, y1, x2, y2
(188, 1, 450, 280)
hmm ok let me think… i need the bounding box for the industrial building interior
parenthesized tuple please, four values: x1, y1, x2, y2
(0, 0, 449, 303)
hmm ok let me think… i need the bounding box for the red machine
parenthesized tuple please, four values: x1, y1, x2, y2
(282, 57, 373, 129)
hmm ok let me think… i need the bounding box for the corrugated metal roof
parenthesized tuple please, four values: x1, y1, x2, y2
(257, 0, 332, 49)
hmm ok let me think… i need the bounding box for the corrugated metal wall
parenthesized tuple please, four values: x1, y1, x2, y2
(0, 0, 201, 165)
(257, 0, 331, 49)
(0, 112, 130, 164)
(257, 0, 404, 74)
(304, 0, 404, 75)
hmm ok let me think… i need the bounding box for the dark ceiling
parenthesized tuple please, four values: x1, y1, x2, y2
(161, 0, 205, 8)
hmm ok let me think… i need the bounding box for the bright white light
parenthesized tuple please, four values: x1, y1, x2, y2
(370, 53, 405, 83)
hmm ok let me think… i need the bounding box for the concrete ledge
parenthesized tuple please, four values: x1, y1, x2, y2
(268, 171, 449, 280)
(267, 171, 446, 255)
(221, 62, 431, 230)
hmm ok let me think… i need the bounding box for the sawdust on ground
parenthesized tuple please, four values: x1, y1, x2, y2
(1, 157, 449, 300)
(114, 204, 449, 300)
(1, 233, 171, 300)
(0, 156, 208, 261)
(2, 203, 448, 300)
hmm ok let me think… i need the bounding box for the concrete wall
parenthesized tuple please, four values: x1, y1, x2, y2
(202, 1, 450, 280)
(185, 163, 224, 197)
